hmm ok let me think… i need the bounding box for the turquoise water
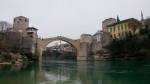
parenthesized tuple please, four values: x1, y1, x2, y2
(0, 60, 150, 84)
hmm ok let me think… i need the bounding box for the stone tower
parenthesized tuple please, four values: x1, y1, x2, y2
(78, 34, 93, 60)
(13, 16, 29, 33)
(102, 18, 116, 32)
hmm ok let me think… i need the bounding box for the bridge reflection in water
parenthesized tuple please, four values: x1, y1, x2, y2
(0, 60, 150, 84)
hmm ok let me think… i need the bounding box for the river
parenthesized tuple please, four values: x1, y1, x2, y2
(0, 60, 150, 84)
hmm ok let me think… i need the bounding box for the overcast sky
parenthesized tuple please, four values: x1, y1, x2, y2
(0, 0, 150, 39)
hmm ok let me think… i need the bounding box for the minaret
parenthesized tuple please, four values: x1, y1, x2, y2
(141, 11, 144, 21)
(141, 11, 145, 28)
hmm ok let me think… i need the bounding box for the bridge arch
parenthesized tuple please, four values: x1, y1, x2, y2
(42, 36, 78, 49)
(37, 36, 80, 61)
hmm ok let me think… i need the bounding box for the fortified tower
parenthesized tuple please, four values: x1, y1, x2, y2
(77, 34, 93, 60)
(13, 16, 29, 34)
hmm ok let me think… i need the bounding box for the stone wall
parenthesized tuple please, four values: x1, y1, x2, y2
(5, 31, 22, 50)
(22, 36, 36, 54)
(0, 31, 37, 54)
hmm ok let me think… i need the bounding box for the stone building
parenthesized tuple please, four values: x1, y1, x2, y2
(102, 18, 116, 32)
(107, 18, 142, 39)
(92, 30, 111, 53)
(0, 21, 12, 32)
(0, 16, 38, 59)
(21, 27, 38, 55)
(26, 27, 38, 38)
(12, 16, 38, 55)
(13, 16, 29, 35)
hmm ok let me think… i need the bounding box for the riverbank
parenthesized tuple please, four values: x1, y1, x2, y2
(0, 51, 29, 65)
(0, 62, 11, 65)
(92, 49, 150, 61)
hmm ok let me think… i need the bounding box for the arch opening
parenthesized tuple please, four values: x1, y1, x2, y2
(42, 39, 77, 61)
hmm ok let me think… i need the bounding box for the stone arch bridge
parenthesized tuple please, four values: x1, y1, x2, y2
(37, 35, 93, 61)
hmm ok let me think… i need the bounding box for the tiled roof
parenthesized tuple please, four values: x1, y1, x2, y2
(107, 18, 140, 27)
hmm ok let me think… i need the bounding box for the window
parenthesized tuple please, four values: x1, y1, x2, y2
(125, 24, 128, 30)
(114, 34, 116, 39)
(30, 35, 33, 38)
(114, 27, 116, 32)
(110, 35, 112, 38)
(109, 27, 112, 32)
(122, 32, 125, 37)
(19, 18, 22, 21)
(118, 33, 120, 37)
(111, 28, 113, 32)
(121, 24, 123, 30)
(25, 19, 28, 22)
(118, 25, 120, 31)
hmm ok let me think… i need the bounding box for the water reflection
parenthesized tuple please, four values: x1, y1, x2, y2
(0, 63, 39, 84)
(0, 60, 150, 84)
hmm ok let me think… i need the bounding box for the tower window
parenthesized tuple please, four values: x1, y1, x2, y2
(19, 18, 22, 21)
(25, 19, 28, 22)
